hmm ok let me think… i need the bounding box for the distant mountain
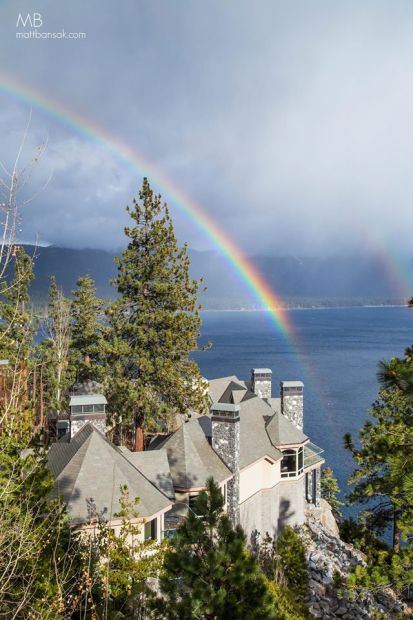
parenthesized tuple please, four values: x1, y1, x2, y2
(19, 245, 410, 309)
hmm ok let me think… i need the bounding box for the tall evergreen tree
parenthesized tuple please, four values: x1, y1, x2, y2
(344, 387, 413, 553)
(107, 178, 207, 448)
(153, 478, 277, 620)
(70, 274, 106, 384)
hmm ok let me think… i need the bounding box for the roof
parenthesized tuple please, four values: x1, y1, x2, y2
(48, 424, 171, 526)
(69, 394, 107, 406)
(266, 412, 308, 446)
(208, 376, 247, 404)
(152, 416, 232, 490)
(268, 397, 282, 414)
(281, 381, 304, 388)
(252, 368, 272, 374)
(236, 397, 283, 467)
(125, 450, 175, 500)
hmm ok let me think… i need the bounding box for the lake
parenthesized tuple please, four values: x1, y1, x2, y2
(193, 307, 413, 511)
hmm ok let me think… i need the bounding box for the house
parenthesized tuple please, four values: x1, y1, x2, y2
(48, 368, 324, 543)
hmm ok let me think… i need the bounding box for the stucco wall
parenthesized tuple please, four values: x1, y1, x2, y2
(240, 476, 305, 544)
(239, 458, 281, 504)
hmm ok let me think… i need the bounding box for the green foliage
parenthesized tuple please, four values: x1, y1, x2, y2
(340, 517, 388, 561)
(267, 581, 311, 620)
(91, 485, 167, 619)
(346, 545, 413, 596)
(255, 527, 308, 618)
(107, 178, 207, 436)
(321, 466, 344, 519)
(153, 478, 278, 620)
(70, 274, 107, 384)
(0, 418, 88, 617)
(344, 387, 413, 553)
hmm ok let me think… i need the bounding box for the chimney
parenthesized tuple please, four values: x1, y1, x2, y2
(280, 381, 304, 430)
(211, 403, 240, 525)
(69, 393, 107, 439)
(251, 368, 272, 400)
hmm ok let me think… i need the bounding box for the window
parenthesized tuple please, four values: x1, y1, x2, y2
(281, 447, 304, 478)
(221, 483, 227, 504)
(144, 518, 157, 541)
(188, 494, 200, 514)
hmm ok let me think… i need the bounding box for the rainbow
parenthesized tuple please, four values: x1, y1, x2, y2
(0, 72, 294, 337)
(0, 72, 341, 420)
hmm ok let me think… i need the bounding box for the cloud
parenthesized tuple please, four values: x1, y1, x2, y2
(1, 0, 413, 256)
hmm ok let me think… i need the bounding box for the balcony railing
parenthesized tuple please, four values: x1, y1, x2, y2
(304, 442, 324, 468)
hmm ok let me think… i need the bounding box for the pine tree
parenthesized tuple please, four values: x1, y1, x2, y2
(107, 178, 207, 449)
(70, 274, 106, 384)
(153, 478, 278, 620)
(321, 466, 344, 519)
(344, 387, 413, 553)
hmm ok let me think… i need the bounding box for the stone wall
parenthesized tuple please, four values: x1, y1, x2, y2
(70, 416, 106, 438)
(251, 369, 272, 400)
(281, 381, 304, 430)
(211, 405, 240, 525)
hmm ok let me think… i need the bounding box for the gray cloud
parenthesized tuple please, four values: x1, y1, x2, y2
(0, 0, 413, 256)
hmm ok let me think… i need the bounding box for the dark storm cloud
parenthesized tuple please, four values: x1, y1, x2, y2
(1, 0, 413, 255)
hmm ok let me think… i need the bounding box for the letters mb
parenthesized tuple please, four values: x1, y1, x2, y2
(16, 13, 43, 28)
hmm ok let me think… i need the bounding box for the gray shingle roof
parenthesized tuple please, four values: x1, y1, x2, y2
(48, 424, 172, 526)
(152, 417, 232, 490)
(125, 450, 175, 500)
(236, 397, 283, 467)
(266, 412, 308, 446)
(208, 376, 247, 403)
(69, 394, 107, 406)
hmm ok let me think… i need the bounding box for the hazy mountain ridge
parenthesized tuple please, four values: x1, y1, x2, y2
(21, 245, 409, 309)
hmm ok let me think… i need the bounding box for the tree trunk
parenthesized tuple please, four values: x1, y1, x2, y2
(393, 506, 401, 554)
(134, 425, 144, 452)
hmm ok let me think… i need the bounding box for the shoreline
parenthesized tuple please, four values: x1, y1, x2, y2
(200, 304, 409, 313)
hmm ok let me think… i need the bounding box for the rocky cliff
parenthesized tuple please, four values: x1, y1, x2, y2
(301, 502, 410, 619)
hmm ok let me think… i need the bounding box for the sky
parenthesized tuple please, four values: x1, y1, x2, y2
(0, 1, 413, 257)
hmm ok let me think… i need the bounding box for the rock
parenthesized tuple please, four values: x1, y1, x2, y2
(299, 513, 408, 619)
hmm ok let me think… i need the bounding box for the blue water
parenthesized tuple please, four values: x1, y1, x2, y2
(193, 307, 413, 512)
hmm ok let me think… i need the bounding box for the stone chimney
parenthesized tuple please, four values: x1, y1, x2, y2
(211, 403, 240, 525)
(280, 381, 304, 430)
(251, 368, 272, 400)
(69, 393, 107, 439)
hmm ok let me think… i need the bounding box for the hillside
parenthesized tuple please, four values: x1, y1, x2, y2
(20, 245, 409, 309)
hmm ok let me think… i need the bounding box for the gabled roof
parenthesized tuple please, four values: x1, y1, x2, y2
(152, 417, 232, 490)
(266, 412, 308, 446)
(48, 424, 172, 526)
